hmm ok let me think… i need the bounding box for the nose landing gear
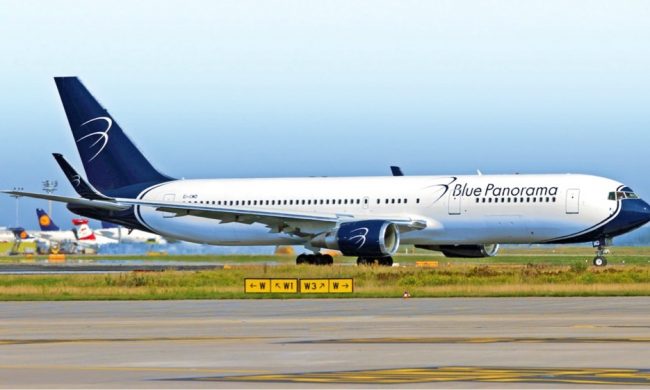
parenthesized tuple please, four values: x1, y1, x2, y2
(592, 239, 611, 267)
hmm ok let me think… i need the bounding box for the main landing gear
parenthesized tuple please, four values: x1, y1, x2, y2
(357, 256, 394, 267)
(593, 239, 611, 267)
(296, 253, 334, 266)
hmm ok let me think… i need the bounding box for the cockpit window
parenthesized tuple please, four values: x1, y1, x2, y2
(609, 191, 639, 200)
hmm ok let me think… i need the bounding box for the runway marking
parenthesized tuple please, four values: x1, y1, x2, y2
(290, 336, 650, 344)
(0, 364, 269, 374)
(188, 366, 650, 385)
(0, 336, 275, 345)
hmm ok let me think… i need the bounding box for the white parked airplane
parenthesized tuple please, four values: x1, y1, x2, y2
(3, 77, 649, 266)
(94, 221, 168, 245)
(33, 208, 118, 253)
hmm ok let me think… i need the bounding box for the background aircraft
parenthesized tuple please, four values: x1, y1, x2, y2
(94, 221, 168, 245)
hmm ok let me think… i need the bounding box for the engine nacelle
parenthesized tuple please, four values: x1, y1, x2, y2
(417, 244, 500, 258)
(311, 220, 400, 257)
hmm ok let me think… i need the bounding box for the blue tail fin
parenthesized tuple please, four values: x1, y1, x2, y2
(54, 77, 172, 195)
(36, 208, 60, 231)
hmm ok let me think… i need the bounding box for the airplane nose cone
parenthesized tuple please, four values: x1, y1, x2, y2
(642, 200, 650, 224)
(603, 199, 650, 236)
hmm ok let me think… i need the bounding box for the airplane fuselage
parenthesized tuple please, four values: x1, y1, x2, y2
(134, 173, 638, 246)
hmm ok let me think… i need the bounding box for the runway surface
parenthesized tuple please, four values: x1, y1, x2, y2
(1, 298, 649, 388)
(0, 262, 224, 274)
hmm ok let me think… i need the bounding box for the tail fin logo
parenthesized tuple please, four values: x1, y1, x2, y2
(70, 174, 81, 187)
(39, 215, 51, 227)
(76, 116, 113, 162)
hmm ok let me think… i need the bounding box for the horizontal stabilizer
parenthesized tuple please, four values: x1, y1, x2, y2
(1, 190, 129, 211)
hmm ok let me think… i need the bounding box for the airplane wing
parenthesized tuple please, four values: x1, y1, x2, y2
(1, 189, 427, 236)
(117, 198, 428, 234)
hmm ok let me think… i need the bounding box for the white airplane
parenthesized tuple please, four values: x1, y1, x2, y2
(3, 77, 649, 266)
(72, 218, 119, 246)
(0, 228, 15, 243)
(94, 221, 168, 244)
(35, 208, 77, 242)
(34, 208, 118, 250)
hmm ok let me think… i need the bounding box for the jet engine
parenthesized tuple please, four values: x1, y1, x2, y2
(311, 220, 400, 257)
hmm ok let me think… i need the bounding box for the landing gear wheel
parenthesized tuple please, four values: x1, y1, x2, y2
(357, 257, 373, 266)
(592, 239, 611, 267)
(296, 253, 334, 266)
(593, 256, 607, 267)
(322, 254, 334, 265)
(296, 254, 307, 265)
(379, 257, 393, 266)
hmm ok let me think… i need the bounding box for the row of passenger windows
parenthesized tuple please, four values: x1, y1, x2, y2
(475, 196, 557, 204)
(184, 198, 421, 207)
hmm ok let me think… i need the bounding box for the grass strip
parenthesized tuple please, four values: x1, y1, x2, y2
(0, 263, 649, 300)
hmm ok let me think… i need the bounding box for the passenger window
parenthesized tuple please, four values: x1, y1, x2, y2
(488, 198, 492, 203)
(482, 198, 486, 203)
(552, 197, 556, 202)
(404, 198, 408, 204)
(416, 198, 420, 204)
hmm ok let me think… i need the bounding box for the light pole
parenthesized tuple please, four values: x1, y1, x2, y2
(42, 180, 58, 216)
(10, 187, 23, 226)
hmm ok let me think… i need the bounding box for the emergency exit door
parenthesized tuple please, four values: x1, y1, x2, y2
(448, 192, 461, 215)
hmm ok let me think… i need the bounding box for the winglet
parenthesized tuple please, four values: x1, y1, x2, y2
(52, 153, 112, 200)
(390, 166, 404, 176)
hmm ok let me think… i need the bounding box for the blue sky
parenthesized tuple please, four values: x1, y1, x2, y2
(0, 0, 649, 229)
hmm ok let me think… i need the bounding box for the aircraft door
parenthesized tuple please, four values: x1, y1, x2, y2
(448, 192, 461, 215)
(566, 189, 580, 214)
